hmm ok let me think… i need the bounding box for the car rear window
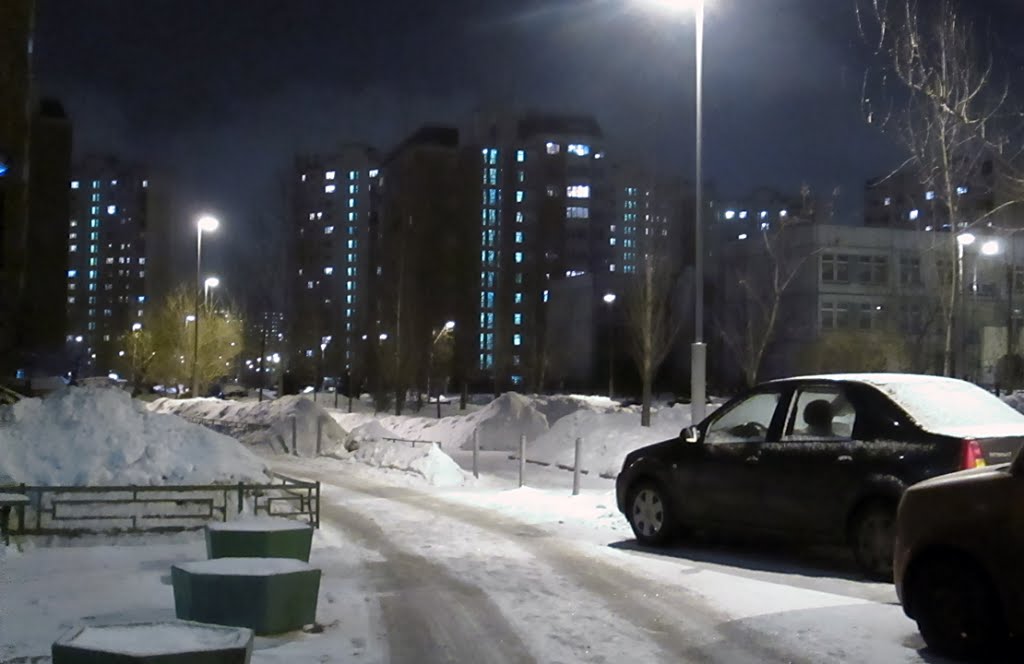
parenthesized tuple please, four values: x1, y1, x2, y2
(871, 379, 1024, 437)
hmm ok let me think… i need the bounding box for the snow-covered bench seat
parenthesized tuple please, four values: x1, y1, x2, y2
(206, 516, 313, 562)
(172, 557, 321, 635)
(52, 620, 253, 663)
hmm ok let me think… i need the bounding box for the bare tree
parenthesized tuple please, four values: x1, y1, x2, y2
(624, 247, 681, 427)
(715, 219, 818, 388)
(858, 0, 1019, 375)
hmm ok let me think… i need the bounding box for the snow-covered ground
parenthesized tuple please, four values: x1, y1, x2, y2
(0, 389, 953, 662)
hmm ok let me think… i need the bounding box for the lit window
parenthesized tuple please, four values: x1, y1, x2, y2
(107, 205, 116, 214)
(724, 210, 736, 220)
(307, 281, 314, 289)
(516, 191, 525, 203)
(595, 152, 604, 160)
(349, 184, 359, 194)
(369, 169, 379, 178)
(515, 232, 524, 243)
(884, 197, 892, 206)
(513, 334, 522, 346)
(567, 206, 589, 219)
(142, 179, 149, 188)
(68, 270, 77, 278)
(325, 184, 336, 193)
(515, 252, 524, 264)
(515, 292, 523, 304)
(71, 181, 80, 189)
(909, 209, 920, 221)
(324, 267, 334, 275)
(348, 198, 356, 207)
(760, 210, 769, 220)
(349, 170, 358, 180)
(92, 180, 100, 188)
(926, 191, 935, 201)
(110, 180, 117, 186)
(543, 290, 549, 303)
(326, 170, 336, 180)
(514, 313, 522, 325)
(568, 144, 590, 157)
(516, 150, 525, 163)
(610, 264, 616, 272)
(347, 239, 357, 249)
(780, 209, 788, 218)
(739, 211, 748, 219)
(738, 233, 748, 240)
(760, 222, 770, 231)
(567, 185, 590, 199)
(610, 238, 617, 246)
(957, 186, 969, 196)
(325, 226, 335, 234)
(546, 142, 560, 155)
(70, 244, 78, 252)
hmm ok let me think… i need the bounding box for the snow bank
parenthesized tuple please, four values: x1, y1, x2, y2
(528, 406, 697, 477)
(148, 395, 347, 457)
(0, 387, 270, 486)
(528, 394, 620, 427)
(350, 441, 466, 487)
(330, 392, 549, 452)
(1003, 391, 1024, 414)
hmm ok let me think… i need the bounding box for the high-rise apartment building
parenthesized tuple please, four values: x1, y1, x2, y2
(288, 144, 380, 384)
(67, 155, 172, 374)
(864, 159, 1012, 230)
(608, 164, 693, 275)
(0, 0, 35, 375)
(24, 98, 72, 362)
(462, 111, 610, 390)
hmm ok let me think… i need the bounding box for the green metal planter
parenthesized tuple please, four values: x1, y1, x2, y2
(172, 558, 321, 635)
(205, 517, 313, 562)
(52, 620, 253, 663)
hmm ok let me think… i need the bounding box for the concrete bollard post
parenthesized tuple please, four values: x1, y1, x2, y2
(573, 437, 583, 496)
(472, 429, 480, 479)
(518, 433, 526, 488)
(316, 416, 323, 456)
(291, 416, 298, 456)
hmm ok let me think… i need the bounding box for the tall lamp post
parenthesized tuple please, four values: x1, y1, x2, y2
(428, 321, 456, 418)
(636, 0, 707, 424)
(603, 293, 617, 398)
(316, 335, 332, 404)
(193, 215, 219, 397)
(203, 276, 220, 307)
(957, 233, 975, 379)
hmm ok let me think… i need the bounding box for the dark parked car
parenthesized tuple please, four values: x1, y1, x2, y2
(895, 451, 1024, 658)
(615, 373, 1024, 579)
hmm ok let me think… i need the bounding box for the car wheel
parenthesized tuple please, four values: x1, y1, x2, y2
(628, 481, 676, 546)
(909, 555, 1006, 659)
(850, 501, 895, 581)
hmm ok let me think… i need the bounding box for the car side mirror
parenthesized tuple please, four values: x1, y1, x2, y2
(681, 426, 700, 444)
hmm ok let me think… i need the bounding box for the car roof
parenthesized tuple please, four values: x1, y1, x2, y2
(764, 373, 970, 389)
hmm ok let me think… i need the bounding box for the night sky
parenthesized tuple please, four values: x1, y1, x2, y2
(32, 0, 1024, 291)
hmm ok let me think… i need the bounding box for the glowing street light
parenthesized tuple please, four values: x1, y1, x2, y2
(957, 232, 976, 247)
(982, 240, 1001, 256)
(636, 0, 708, 423)
(379, 333, 389, 341)
(131, 322, 142, 332)
(204, 276, 220, 306)
(193, 215, 220, 396)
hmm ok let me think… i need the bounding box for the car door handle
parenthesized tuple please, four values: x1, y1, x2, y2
(837, 455, 853, 463)
(745, 455, 760, 464)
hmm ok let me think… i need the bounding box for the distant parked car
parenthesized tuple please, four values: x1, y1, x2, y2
(895, 451, 1024, 658)
(615, 373, 1024, 579)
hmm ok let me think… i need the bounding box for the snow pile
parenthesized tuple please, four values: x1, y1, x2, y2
(1003, 391, 1024, 414)
(148, 395, 347, 457)
(529, 394, 621, 427)
(330, 392, 550, 452)
(350, 441, 466, 487)
(528, 405, 699, 477)
(0, 387, 270, 486)
(338, 420, 400, 453)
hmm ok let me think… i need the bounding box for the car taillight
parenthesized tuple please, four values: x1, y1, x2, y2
(960, 438, 987, 470)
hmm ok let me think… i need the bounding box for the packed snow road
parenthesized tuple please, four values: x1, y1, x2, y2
(273, 457, 945, 664)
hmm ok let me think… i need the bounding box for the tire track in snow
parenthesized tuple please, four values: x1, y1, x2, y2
(278, 460, 803, 663)
(317, 498, 535, 664)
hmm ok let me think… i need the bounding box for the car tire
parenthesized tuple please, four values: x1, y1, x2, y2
(909, 555, 1006, 659)
(850, 501, 896, 581)
(627, 481, 676, 546)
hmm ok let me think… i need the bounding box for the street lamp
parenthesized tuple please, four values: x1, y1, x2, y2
(316, 335, 332, 403)
(428, 321, 456, 418)
(603, 293, 617, 398)
(204, 276, 220, 307)
(636, 0, 708, 424)
(193, 215, 219, 397)
(131, 322, 142, 332)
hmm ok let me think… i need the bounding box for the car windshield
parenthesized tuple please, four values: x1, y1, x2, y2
(872, 379, 1024, 436)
